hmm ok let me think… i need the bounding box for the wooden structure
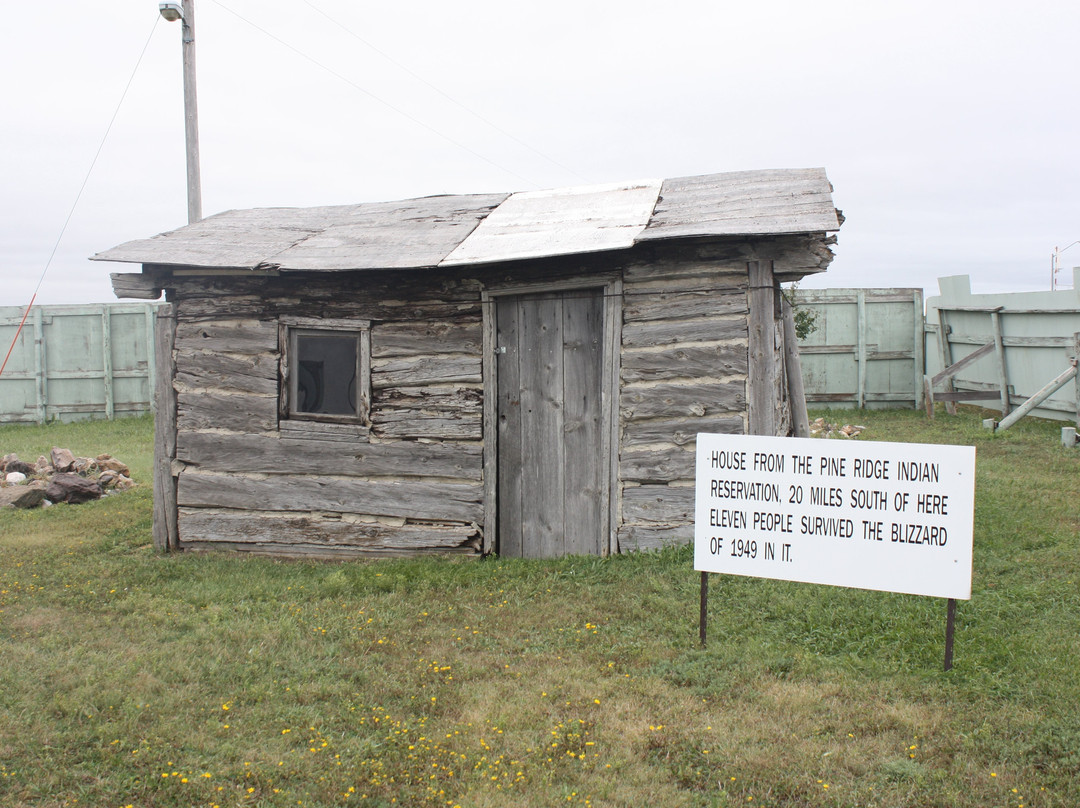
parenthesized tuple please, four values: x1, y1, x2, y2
(792, 288, 925, 410)
(925, 274, 1080, 424)
(0, 303, 161, 424)
(93, 168, 842, 558)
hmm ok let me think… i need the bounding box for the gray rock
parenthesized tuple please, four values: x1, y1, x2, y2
(0, 485, 47, 509)
(46, 473, 103, 504)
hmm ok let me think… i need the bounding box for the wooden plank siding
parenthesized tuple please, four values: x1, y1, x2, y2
(133, 234, 823, 559)
(616, 254, 752, 553)
(165, 268, 490, 557)
(156, 235, 818, 558)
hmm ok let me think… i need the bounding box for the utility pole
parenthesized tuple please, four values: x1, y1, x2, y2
(160, 1, 203, 223)
(1052, 241, 1080, 291)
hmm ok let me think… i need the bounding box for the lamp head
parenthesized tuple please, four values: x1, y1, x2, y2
(158, 2, 184, 22)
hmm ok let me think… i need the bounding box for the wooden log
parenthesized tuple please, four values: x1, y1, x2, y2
(620, 381, 745, 421)
(175, 319, 278, 355)
(111, 273, 162, 300)
(178, 471, 484, 523)
(177, 391, 278, 433)
(371, 355, 482, 388)
(621, 317, 746, 349)
(206, 300, 482, 324)
(372, 385, 481, 409)
(622, 293, 748, 323)
(617, 524, 692, 552)
(174, 349, 279, 396)
(621, 415, 743, 447)
(620, 444, 695, 483)
(622, 268, 746, 292)
(178, 508, 480, 554)
(370, 385, 483, 440)
(371, 319, 482, 357)
(620, 344, 747, 383)
(621, 485, 694, 523)
(175, 431, 482, 480)
(183, 540, 479, 558)
(371, 410, 481, 440)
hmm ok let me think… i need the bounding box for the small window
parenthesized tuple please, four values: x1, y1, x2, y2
(280, 318, 370, 425)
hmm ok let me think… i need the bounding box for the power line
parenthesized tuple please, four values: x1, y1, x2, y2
(209, 0, 544, 190)
(298, 0, 590, 184)
(0, 16, 161, 380)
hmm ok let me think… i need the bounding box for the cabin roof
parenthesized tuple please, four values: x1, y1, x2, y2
(92, 168, 840, 271)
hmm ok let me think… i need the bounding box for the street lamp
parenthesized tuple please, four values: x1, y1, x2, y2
(158, 3, 183, 22)
(159, 1, 202, 223)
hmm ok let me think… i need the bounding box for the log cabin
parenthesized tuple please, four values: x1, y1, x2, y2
(94, 168, 842, 559)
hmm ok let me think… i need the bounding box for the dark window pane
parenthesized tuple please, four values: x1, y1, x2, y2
(296, 334, 357, 415)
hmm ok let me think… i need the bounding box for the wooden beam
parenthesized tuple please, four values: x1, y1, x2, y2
(996, 362, 1078, 432)
(33, 306, 46, 424)
(110, 273, 163, 300)
(857, 290, 867, 409)
(102, 305, 114, 420)
(782, 298, 810, 438)
(912, 289, 925, 410)
(153, 305, 179, 552)
(747, 260, 776, 436)
(930, 341, 995, 386)
(936, 308, 957, 415)
(1075, 333, 1080, 432)
(990, 310, 1010, 415)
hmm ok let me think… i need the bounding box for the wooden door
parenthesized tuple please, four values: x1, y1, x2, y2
(496, 288, 604, 557)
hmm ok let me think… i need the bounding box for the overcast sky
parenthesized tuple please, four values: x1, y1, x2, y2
(2, 0, 1078, 309)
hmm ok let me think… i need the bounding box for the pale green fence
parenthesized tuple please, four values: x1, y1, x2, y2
(0, 303, 162, 424)
(925, 274, 1080, 423)
(792, 288, 925, 410)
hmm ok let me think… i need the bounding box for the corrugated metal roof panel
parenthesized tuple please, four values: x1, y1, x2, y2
(439, 180, 662, 266)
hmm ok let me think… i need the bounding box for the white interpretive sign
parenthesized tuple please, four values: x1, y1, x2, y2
(694, 434, 976, 600)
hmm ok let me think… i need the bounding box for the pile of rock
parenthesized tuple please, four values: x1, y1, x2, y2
(809, 418, 866, 438)
(0, 448, 136, 510)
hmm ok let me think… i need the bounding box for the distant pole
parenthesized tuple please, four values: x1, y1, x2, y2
(160, 1, 203, 223)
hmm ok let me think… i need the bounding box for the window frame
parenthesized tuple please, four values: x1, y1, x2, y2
(279, 317, 371, 429)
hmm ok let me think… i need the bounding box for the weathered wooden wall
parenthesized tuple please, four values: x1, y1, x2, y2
(617, 245, 751, 553)
(167, 270, 487, 557)
(158, 235, 823, 559)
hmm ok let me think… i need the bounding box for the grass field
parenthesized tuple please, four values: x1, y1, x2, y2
(1, 408, 1078, 808)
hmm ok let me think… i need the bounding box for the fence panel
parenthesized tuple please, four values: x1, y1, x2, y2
(926, 274, 1080, 422)
(0, 303, 161, 424)
(793, 288, 924, 409)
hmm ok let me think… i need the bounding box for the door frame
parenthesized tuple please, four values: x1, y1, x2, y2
(481, 273, 623, 556)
